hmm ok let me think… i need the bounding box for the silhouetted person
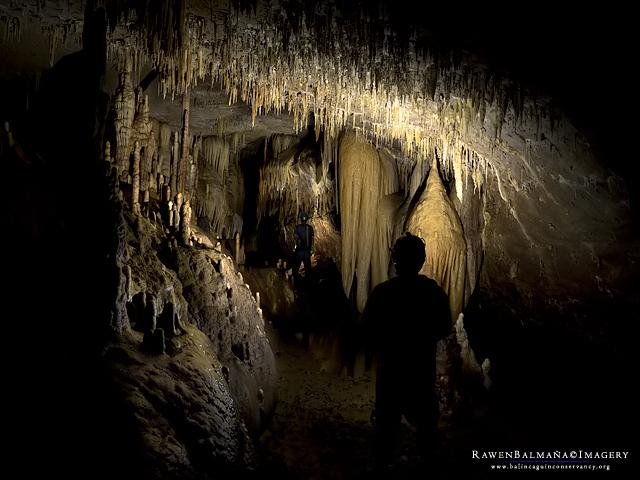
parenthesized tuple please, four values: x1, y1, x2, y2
(293, 212, 314, 283)
(362, 232, 450, 470)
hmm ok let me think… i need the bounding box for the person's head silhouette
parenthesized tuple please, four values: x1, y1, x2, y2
(299, 212, 309, 223)
(392, 232, 426, 276)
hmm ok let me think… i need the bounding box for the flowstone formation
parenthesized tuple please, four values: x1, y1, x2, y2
(406, 161, 469, 321)
(406, 162, 483, 413)
(338, 131, 381, 311)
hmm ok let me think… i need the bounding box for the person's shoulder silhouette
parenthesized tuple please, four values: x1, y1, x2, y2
(363, 233, 450, 358)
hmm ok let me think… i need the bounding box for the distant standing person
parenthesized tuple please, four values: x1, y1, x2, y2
(293, 212, 314, 283)
(362, 232, 450, 470)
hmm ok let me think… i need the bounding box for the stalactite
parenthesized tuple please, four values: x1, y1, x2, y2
(1, 15, 21, 43)
(258, 134, 334, 227)
(202, 136, 230, 178)
(42, 21, 82, 67)
(194, 134, 244, 239)
(103, 0, 549, 177)
(179, 88, 191, 195)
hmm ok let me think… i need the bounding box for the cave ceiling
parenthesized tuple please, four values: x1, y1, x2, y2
(1, 0, 637, 331)
(1, 0, 627, 154)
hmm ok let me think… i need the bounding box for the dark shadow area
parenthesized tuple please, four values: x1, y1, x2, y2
(463, 292, 636, 476)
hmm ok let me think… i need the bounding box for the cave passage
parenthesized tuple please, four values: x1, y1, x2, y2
(2, 1, 636, 479)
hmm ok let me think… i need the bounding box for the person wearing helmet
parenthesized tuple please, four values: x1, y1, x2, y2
(362, 232, 450, 470)
(293, 212, 314, 283)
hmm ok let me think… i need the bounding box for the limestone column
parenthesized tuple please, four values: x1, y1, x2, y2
(171, 132, 179, 196)
(132, 140, 141, 214)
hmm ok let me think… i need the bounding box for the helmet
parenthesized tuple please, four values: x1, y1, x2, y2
(299, 212, 309, 222)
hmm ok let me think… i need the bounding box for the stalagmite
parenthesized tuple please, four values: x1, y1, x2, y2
(172, 202, 180, 230)
(143, 190, 150, 209)
(180, 199, 192, 246)
(455, 313, 483, 376)
(114, 61, 135, 178)
(159, 122, 172, 181)
(132, 91, 152, 144)
(162, 184, 171, 203)
(167, 200, 174, 227)
(175, 191, 183, 211)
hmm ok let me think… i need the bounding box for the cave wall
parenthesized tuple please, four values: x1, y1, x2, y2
(109, 206, 277, 473)
(2, 1, 637, 470)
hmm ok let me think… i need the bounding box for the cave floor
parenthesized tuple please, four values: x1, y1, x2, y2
(256, 323, 378, 479)
(254, 323, 500, 479)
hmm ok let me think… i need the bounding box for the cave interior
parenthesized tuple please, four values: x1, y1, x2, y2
(2, 0, 637, 478)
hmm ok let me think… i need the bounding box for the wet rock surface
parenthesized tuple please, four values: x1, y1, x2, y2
(108, 210, 277, 476)
(104, 326, 254, 479)
(169, 248, 277, 436)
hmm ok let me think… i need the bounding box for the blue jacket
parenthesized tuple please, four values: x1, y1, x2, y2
(294, 223, 314, 252)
